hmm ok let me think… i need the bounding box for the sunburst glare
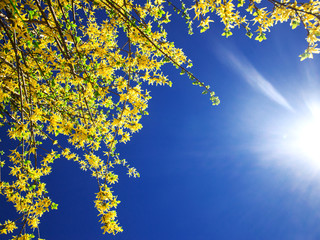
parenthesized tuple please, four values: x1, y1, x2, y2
(296, 104, 320, 164)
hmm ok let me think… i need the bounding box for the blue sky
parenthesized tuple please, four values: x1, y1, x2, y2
(2, 6, 320, 240)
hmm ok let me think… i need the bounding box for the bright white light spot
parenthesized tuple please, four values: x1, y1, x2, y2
(295, 103, 320, 164)
(297, 119, 320, 162)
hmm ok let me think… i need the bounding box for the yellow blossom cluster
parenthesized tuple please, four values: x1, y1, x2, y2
(0, 0, 318, 238)
(190, 0, 320, 57)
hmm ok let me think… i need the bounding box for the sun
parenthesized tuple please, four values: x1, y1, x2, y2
(297, 119, 320, 161)
(295, 104, 320, 163)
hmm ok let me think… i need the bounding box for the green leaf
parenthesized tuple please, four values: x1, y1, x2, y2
(291, 20, 300, 30)
(255, 33, 266, 42)
(222, 30, 232, 38)
(28, 10, 35, 19)
(210, 96, 220, 105)
(200, 27, 208, 33)
(65, 4, 72, 10)
(33, 40, 39, 48)
(246, 32, 253, 38)
(192, 81, 199, 86)
(299, 51, 310, 61)
(24, 160, 31, 165)
(237, 0, 245, 7)
(51, 202, 59, 210)
(29, 185, 36, 191)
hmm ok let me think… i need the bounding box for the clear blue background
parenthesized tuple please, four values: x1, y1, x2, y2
(1, 6, 320, 240)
